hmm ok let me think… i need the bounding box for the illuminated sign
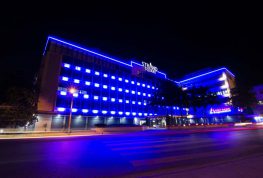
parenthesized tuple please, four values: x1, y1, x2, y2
(142, 62, 158, 74)
(210, 107, 231, 114)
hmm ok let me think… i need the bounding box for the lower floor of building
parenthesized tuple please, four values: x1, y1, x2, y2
(31, 114, 250, 131)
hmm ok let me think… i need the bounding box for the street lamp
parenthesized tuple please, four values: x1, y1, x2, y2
(68, 87, 76, 133)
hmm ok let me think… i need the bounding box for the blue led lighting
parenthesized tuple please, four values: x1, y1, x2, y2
(64, 63, 70, 68)
(125, 89, 129, 93)
(125, 79, 129, 83)
(138, 102, 141, 105)
(46, 36, 132, 67)
(103, 85, 108, 89)
(138, 92, 141, 95)
(102, 110, 107, 114)
(82, 109, 88, 113)
(139, 113, 142, 116)
(144, 103, 147, 106)
(95, 71, 100, 76)
(118, 88, 123, 92)
(179, 67, 235, 83)
(111, 76, 116, 80)
(125, 112, 130, 116)
(152, 86, 155, 89)
(62, 77, 69, 81)
(94, 83, 100, 87)
(60, 91, 67, 95)
(119, 99, 123, 103)
(118, 77, 122, 81)
(131, 81, 135, 84)
(137, 82, 140, 86)
(132, 112, 136, 116)
(83, 94, 89, 99)
(111, 111, 116, 115)
(148, 94, 151, 97)
(103, 74, 108, 78)
(57, 107, 65, 112)
(142, 84, 145, 87)
(111, 98, 115, 102)
(147, 85, 150, 88)
(85, 81, 91, 86)
(144, 113, 148, 116)
(118, 111, 123, 115)
(131, 90, 135, 94)
(86, 69, 91, 73)
(143, 93, 146, 96)
(94, 96, 99, 100)
(132, 101, 135, 104)
(125, 100, 129, 104)
(111, 86, 115, 90)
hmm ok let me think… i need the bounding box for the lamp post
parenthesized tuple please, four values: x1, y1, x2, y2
(68, 87, 76, 133)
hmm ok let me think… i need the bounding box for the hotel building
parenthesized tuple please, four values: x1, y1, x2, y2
(35, 36, 239, 131)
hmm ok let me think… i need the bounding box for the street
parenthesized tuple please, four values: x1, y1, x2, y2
(0, 128, 263, 178)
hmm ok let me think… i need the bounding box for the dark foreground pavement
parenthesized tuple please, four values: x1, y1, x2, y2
(0, 128, 263, 178)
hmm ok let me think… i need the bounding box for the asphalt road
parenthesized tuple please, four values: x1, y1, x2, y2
(0, 128, 263, 178)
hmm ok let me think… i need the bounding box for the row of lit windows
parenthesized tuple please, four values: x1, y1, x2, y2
(58, 91, 148, 105)
(60, 77, 152, 97)
(56, 107, 157, 116)
(62, 63, 157, 89)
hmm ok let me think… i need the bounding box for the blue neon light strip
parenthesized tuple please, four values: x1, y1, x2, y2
(178, 67, 235, 83)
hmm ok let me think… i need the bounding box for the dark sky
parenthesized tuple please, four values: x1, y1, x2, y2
(1, 2, 262, 91)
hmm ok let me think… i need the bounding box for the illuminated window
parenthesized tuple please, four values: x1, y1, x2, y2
(125, 112, 130, 116)
(118, 111, 123, 115)
(94, 96, 99, 100)
(86, 69, 91, 73)
(103, 85, 108, 89)
(94, 83, 100, 87)
(152, 86, 155, 89)
(62, 77, 68, 81)
(144, 113, 148, 116)
(125, 79, 129, 83)
(60, 91, 67, 95)
(73, 93, 78, 97)
(57, 107, 65, 112)
(64, 63, 70, 68)
(131, 90, 135, 94)
(138, 113, 142, 116)
(75, 66, 81, 71)
(92, 110, 99, 114)
(138, 92, 141, 95)
(118, 77, 122, 81)
(137, 82, 140, 86)
(111, 111, 116, 115)
(72, 108, 77, 112)
(147, 85, 150, 88)
(119, 99, 123, 103)
(85, 81, 91, 86)
(131, 81, 135, 84)
(111, 76, 115, 79)
(82, 109, 88, 113)
(118, 88, 123, 92)
(125, 89, 129, 93)
(74, 79, 80, 84)
(132, 112, 136, 116)
(111, 86, 115, 90)
(102, 110, 107, 114)
(102, 97, 108, 101)
(144, 103, 147, 106)
(142, 84, 145, 87)
(103, 74, 108, 78)
(111, 98, 116, 102)
(84, 94, 89, 99)
(95, 71, 100, 75)
(138, 102, 141, 105)
(132, 101, 135, 104)
(148, 94, 151, 97)
(143, 93, 146, 96)
(126, 100, 129, 104)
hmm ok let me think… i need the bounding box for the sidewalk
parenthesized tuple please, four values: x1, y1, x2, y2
(0, 124, 263, 140)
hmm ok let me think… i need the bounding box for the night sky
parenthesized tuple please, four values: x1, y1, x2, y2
(1, 3, 262, 91)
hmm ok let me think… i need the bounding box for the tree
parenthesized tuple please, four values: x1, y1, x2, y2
(0, 87, 38, 128)
(230, 85, 257, 115)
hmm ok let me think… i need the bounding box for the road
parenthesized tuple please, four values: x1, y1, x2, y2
(0, 128, 263, 178)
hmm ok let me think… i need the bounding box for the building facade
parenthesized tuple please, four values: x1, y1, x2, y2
(36, 36, 239, 131)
